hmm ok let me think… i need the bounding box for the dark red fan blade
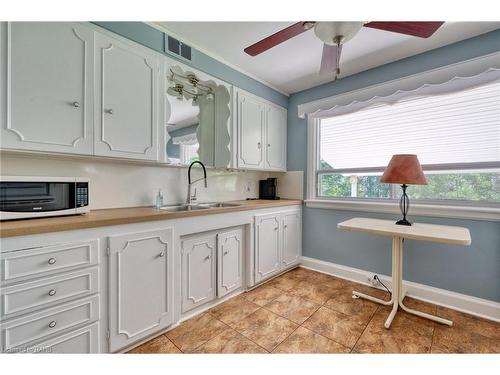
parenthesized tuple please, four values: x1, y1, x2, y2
(244, 22, 312, 56)
(364, 21, 444, 38)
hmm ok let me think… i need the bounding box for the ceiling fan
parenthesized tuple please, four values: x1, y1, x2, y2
(244, 22, 444, 78)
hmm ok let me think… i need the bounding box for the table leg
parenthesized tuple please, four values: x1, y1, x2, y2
(384, 237, 401, 328)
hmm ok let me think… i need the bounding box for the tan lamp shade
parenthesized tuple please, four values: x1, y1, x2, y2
(380, 154, 428, 185)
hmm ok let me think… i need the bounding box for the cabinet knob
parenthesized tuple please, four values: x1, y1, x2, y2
(274, 227, 278, 231)
(204, 255, 211, 261)
(159, 252, 165, 257)
(48, 289, 56, 296)
(105, 108, 114, 115)
(223, 251, 229, 256)
(257, 142, 261, 149)
(267, 143, 271, 147)
(284, 224, 288, 228)
(47, 258, 57, 265)
(72, 101, 80, 108)
(48, 321, 57, 329)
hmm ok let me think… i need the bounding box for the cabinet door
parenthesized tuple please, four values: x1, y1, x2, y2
(265, 105, 287, 171)
(181, 234, 216, 313)
(108, 228, 173, 352)
(236, 90, 265, 169)
(281, 210, 301, 268)
(94, 33, 159, 160)
(0, 22, 94, 154)
(254, 214, 281, 283)
(217, 228, 243, 298)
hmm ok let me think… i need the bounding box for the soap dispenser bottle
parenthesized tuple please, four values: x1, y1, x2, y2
(155, 189, 164, 209)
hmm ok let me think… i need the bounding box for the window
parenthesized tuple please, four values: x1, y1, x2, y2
(313, 81, 500, 207)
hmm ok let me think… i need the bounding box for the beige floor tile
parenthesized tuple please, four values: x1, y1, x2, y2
(233, 308, 299, 351)
(302, 307, 366, 348)
(265, 292, 320, 324)
(290, 277, 344, 305)
(353, 307, 434, 353)
(432, 306, 500, 353)
(209, 295, 261, 326)
(266, 273, 303, 291)
(243, 284, 283, 306)
(165, 312, 227, 352)
(273, 326, 350, 353)
(192, 328, 268, 353)
(127, 335, 181, 354)
(324, 287, 378, 325)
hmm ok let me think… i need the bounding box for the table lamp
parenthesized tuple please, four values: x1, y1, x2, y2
(380, 154, 427, 226)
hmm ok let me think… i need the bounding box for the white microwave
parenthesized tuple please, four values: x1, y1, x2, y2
(0, 176, 90, 221)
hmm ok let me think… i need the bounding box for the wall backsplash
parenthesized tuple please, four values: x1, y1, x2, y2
(0, 154, 287, 210)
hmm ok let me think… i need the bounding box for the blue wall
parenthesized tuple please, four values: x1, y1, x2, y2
(288, 29, 500, 302)
(92, 22, 288, 108)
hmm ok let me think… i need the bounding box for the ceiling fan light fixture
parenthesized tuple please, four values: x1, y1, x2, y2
(313, 21, 365, 45)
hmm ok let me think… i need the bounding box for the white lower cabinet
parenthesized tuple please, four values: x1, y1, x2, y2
(107, 228, 173, 352)
(181, 233, 217, 313)
(255, 208, 301, 283)
(181, 227, 243, 313)
(217, 228, 243, 298)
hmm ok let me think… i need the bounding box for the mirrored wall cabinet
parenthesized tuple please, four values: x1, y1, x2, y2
(0, 22, 287, 171)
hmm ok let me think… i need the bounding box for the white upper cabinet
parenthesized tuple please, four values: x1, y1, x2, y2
(235, 88, 287, 171)
(235, 89, 265, 169)
(94, 33, 160, 160)
(0, 22, 94, 155)
(107, 228, 173, 352)
(265, 105, 287, 170)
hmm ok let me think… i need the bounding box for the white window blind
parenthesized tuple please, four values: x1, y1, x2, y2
(319, 81, 500, 170)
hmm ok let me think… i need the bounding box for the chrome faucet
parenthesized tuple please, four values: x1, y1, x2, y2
(186, 161, 207, 205)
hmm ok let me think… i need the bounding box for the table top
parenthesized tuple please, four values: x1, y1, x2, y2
(337, 218, 471, 246)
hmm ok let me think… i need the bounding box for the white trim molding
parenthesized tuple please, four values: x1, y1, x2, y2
(298, 51, 500, 118)
(304, 199, 500, 222)
(300, 256, 500, 323)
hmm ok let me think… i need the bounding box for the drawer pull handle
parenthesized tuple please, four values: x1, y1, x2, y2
(159, 252, 165, 257)
(48, 258, 57, 265)
(48, 289, 57, 296)
(48, 321, 57, 329)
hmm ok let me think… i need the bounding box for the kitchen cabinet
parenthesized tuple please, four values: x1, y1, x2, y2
(181, 233, 217, 313)
(107, 228, 173, 352)
(281, 210, 302, 267)
(0, 22, 94, 155)
(254, 208, 301, 283)
(217, 228, 243, 297)
(94, 33, 160, 161)
(235, 88, 287, 171)
(254, 214, 281, 283)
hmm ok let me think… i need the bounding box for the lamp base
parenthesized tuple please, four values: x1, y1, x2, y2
(395, 218, 412, 226)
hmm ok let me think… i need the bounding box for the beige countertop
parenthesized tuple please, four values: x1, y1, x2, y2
(0, 199, 303, 238)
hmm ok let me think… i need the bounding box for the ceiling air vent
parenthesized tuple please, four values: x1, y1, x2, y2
(166, 35, 192, 61)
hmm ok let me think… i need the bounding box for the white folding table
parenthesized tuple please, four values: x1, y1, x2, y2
(337, 218, 471, 329)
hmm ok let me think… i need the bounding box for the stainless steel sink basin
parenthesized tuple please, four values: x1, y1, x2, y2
(197, 202, 241, 208)
(159, 202, 241, 212)
(159, 204, 210, 212)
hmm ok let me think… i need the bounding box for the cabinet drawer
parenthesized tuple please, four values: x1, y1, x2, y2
(26, 322, 100, 354)
(1, 267, 99, 317)
(1, 240, 99, 283)
(1, 295, 99, 351)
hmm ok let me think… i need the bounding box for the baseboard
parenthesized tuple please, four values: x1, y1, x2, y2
(300, 256, 500, 323)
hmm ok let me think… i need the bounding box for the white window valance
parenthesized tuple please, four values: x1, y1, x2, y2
(298, 51, 500, 119)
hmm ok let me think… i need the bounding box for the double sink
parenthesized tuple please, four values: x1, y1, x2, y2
(159, 202, 241, 212)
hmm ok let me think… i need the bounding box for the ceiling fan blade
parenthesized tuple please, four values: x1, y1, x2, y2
(320, 44, 342, 74)
(244, 22, 313, 56)
(364, 21, 444, 38)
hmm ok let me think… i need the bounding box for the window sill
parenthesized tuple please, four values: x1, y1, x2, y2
(304, 199, 500, 222)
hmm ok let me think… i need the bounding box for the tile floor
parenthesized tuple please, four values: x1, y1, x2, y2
(128, 267, 500, 354)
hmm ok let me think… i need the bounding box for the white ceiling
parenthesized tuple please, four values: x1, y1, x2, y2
(155, 22, 500, 94)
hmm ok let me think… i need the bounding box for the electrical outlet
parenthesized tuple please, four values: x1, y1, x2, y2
(368, 275, 380, 286)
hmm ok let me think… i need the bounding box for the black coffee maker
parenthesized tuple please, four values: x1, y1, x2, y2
(259, 178, 280, 200)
